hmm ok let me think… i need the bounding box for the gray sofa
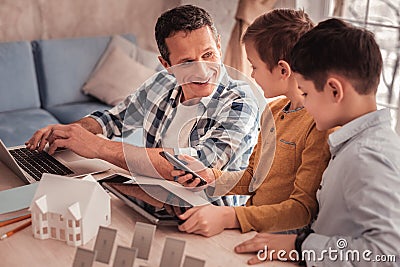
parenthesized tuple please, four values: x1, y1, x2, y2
(0, 35, 160, 147)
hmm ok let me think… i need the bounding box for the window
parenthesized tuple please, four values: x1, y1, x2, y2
(50, 227, 56, 238)
(60, 229, 65, 240)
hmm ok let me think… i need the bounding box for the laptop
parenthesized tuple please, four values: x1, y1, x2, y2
(0, 139, 110, 184)
(99, 174, 189, 226)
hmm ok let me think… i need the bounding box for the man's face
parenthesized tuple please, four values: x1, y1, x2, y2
(245, 41, 286, 98)
(160, 26, 222, 102)
(294, 73, 336, 131)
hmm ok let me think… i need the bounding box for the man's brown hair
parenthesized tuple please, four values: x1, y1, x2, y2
(155, 5, 218, 65)
(290, 18, 383, 95)
(242, 9, 314, 71)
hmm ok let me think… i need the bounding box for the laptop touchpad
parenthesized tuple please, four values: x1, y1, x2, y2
(68, 159, 110, 176)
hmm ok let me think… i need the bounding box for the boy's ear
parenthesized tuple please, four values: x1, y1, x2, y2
(277, 60, 291, 79)
(325, 77, 344, 103)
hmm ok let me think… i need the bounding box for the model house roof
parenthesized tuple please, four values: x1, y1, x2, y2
(30, 174, 109, 218)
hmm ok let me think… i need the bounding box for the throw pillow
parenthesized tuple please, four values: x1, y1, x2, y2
(92, 35, 138, 74)
(82, 46, 155, 106)
(136, 46, 164, 71)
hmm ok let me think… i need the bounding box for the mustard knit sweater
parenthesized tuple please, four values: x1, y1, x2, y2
(211, 98, 332, 233)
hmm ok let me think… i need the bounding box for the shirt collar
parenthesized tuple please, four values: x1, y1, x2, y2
(328, 108, 392, 153)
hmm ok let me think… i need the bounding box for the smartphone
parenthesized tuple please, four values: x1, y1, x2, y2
(159, 151, 207, 186)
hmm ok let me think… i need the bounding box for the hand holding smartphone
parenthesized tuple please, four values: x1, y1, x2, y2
(159, 151, 207, 187)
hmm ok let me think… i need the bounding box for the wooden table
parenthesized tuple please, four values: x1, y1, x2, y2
(0, 160, 294, 267)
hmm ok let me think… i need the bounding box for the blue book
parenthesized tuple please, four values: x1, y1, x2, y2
(0, 183, 38, 222)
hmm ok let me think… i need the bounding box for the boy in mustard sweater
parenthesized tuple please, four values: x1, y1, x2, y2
(171, 9, 332, 237)
(235, 18, 400, 266)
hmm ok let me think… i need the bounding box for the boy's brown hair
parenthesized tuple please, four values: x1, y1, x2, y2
(242, 9, 314, 71)
(290, 18, 382, 95)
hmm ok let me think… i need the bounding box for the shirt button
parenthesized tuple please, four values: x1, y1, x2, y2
(318, 185, 322, 190)
(280, 115, 285, 120)
(270, 127, 274, 132)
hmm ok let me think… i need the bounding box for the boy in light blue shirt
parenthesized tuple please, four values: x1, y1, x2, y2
(234, 18, 400, 266)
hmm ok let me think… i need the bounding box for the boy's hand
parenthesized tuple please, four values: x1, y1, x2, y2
(234, 233, 297, 265)
(177, 205, 238, 237)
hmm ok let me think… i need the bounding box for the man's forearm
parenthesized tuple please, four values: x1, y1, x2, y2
(97, 140, 128, 170)
(98, 141, 175, 179)
(74, 117, 103, 135)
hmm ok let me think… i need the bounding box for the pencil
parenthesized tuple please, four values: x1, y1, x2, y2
(0, 214, 31, 228)
(0, 220, 32, 240)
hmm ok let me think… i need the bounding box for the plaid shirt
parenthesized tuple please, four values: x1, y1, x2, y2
(90, 66, 259, 205)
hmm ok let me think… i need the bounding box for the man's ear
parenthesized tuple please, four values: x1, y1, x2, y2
(325, 77, 344, 103)
(158, 56, 172, 73)
(277, 60, 291, 79)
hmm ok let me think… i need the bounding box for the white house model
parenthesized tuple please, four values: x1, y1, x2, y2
(29, 173, 111, 246)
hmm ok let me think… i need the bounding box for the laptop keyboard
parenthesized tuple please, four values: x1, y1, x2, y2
(9, 148, 74, 181)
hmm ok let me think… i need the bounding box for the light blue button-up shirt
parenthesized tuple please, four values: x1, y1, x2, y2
(303, 108, 400, 266)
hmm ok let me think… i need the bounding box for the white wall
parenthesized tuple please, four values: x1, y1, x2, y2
(0, 0, 238, 54)
(180, 0, 239, 53)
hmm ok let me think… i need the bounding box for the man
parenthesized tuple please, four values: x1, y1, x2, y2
(26, 5, 259, 206)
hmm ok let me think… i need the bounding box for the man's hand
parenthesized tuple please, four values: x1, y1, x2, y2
(45, 124, 106, 158)
(26, 117, 102, 152)
(25, 124, 61, 151)
(234, 233, 297, 265)
(170, 155, 216, 187)
(177, 205, 239, 237)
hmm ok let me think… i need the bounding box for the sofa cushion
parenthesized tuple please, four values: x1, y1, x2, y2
(33, 35, 136, 108)
(0, 41, 40, 112)
(47, 102, 111, 124)
(0, 109, 59, 147)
